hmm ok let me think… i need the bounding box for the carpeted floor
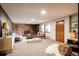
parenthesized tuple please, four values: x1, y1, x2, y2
(7, 39, 57, 56)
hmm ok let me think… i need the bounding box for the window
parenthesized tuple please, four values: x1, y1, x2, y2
(45, 24, 51, 32)
(40, 24, 45, 32)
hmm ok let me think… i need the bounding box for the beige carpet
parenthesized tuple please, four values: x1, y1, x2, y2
(7, 39, 57, 56)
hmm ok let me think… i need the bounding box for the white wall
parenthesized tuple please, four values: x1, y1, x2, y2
(39, 16, 70, 43)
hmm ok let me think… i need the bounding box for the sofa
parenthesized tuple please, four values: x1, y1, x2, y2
(45, 43, 72, 56)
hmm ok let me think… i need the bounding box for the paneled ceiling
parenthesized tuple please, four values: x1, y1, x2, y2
(1, 3, 78, 24)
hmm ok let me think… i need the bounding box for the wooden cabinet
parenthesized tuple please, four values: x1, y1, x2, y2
(0, 37, 12, 54)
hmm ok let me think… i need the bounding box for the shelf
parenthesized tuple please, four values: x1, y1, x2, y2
(72, 52, 78, 56)
(70, 27, 78, 29)
(71, 21, 78, 23)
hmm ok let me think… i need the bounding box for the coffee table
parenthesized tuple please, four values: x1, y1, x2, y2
(26, 37, 41, 43)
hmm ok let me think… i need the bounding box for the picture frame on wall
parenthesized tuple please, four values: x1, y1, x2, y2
(71, 21, 78, 28)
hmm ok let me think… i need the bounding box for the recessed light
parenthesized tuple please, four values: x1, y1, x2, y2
(31, 18, 35, 21)
(41, 10, 47, 15)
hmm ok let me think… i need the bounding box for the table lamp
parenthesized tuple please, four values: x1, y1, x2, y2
(2, 22, 9, 37)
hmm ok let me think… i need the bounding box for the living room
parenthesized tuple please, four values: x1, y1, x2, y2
(0, 3, 78, 56)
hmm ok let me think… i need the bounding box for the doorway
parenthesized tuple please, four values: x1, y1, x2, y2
(56, 20, 64, 42)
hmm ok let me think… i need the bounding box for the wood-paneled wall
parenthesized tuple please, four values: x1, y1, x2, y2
(13, 24, 39, 35)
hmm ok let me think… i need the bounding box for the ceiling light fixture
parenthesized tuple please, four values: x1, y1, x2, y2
(41, 10, 47, 15)
(58, 22, 64, 24)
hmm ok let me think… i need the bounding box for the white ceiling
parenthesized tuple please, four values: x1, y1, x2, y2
(1, 3, 78, 24)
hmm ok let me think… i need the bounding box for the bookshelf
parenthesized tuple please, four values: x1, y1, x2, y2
(70, 14, 78, 38)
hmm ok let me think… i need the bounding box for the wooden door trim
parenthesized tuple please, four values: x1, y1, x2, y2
(56, 20, 64, 42)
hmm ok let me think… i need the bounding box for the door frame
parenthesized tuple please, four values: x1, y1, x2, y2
(56, 20, 65, 42)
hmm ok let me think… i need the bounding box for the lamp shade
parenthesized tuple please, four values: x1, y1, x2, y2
(2, 22, 9, 30)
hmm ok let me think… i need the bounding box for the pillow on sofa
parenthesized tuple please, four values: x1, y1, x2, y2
(45, 43, 63, 56)
(58, 44, 72, 56)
